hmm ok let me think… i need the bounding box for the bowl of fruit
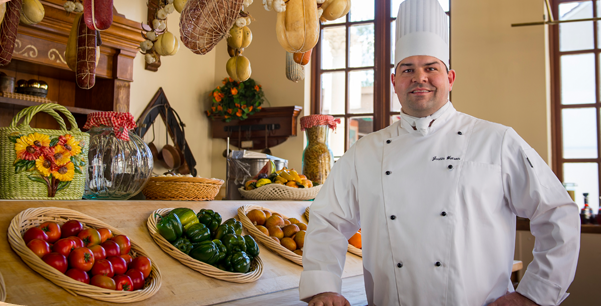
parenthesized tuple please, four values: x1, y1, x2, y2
(238, 162, 321, 201)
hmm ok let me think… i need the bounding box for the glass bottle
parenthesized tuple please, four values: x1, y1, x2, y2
(84, 126, 153, 200)
(580, 193, 593, 224)
(302, 124, 334, 185)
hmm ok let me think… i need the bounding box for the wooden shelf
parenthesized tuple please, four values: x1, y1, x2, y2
(0, 96, 102, 116)
(210, 106, 303, 150)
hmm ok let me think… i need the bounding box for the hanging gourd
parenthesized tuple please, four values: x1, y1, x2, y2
(286, 51, 304, 82)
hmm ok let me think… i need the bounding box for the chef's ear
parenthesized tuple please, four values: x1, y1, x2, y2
(391, 72, 396, 88)
(447, 69, 456, 91)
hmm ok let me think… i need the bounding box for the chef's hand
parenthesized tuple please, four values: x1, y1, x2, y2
(308, 292, 350, 306)
(489, 292, 539, 306)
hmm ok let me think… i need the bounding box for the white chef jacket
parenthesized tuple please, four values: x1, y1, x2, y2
(299, 103, 580, 306)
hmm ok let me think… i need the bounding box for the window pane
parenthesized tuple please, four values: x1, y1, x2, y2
(598, 0, 601, 48)
(391, 0, 449, 18)
(321, 72, 346, 115)
(562, 108, 597, 159)
(391, 67, 401, 112)
(350, 0, 374, 22)
(349, 116, 373, 148)
(563, 163, 599, 211)
(349, 70, 374, 113)
(559, 2, 593, 51)
(330, 117, 346, 158)
(561, 53, 595, 105)
(349, 23, 375, 67)
(321, 26, 346, 70)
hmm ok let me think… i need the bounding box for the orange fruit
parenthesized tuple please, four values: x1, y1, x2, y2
(348, 232, 361, 249)
(281, 237, 297, 251)
(294, 230, 306, 248)
(263, 210, 272, 219)
(283, 219, 291, 225)
(265, 215, 284, 228)
(255, 225, 269, 236)
(296, 223, 307, 231)
(282, 224, 300, 237)
(272, 212, 283, 218)
(293, 249, 303, 256)
(286, 181, 298, 188)
(268, 225, 284, 239)
(247, 209, 266, 225)
(288, 218, 301, 224)
(270, 236, 280, 243)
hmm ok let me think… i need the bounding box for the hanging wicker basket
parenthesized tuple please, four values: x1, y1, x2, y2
(0, 270, 6, 302)
(147, 208, 264, 283)
(238, 205, 303, 266)
(7, 207, 162, 303)
(180, 0, 244, 55)
(304, 206, 362, 257)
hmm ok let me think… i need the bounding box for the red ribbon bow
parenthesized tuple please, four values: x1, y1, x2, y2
(83, 112, 137, 141)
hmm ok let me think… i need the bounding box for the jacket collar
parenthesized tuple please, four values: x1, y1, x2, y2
(398, 101, 456, 136)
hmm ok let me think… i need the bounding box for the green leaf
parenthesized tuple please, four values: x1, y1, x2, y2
(49, 137, 59, 147)
(57, 181, 71, 192)
(13, 159, 29, 167)
(8, 135, 22, 143)
(27, 175, 47, 184)
(26, 160, 36, 170)
(74, 166, 82, 174)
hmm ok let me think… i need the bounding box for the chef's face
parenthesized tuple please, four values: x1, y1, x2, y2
(391, 55, 456, 117)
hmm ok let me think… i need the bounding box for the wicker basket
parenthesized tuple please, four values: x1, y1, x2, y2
(7, 207, 162, 303)
(0, 270, 5, 302)
(238, 205, 303, 266)
(147, 208, 263, 283)
(304, 206, 362, 257)
(238, 184, 322, 201)
(142, 177, 224, 201)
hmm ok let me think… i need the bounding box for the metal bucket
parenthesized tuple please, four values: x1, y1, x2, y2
(226, 158, 288, 200)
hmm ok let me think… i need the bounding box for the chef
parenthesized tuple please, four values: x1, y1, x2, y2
(299, 0, 580, 305)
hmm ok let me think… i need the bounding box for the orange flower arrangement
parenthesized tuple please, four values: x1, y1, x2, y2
(206, 77, 265, 122)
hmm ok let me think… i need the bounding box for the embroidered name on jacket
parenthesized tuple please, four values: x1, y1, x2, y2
(432, 156, 461, 161)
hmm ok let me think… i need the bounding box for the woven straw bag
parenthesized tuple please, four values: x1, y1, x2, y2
(0, 104, 89, 200)
(238, 184, 322, 201)
(238, 205, 303, 266)
(0, 270, 5, 302)
(143, 177, 224, 201)
(8, 207, 162, 303)
(147, 208, 263, 283)
(304, 206, 362, 257)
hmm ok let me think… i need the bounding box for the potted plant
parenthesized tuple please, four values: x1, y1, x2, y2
(206, 77, 265, 122)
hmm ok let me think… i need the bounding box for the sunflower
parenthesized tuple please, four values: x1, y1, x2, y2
(53, 145, 71, 165)
(59, 135, 82, 156)
(35, 155, 54, 177)
(29, 133, 51, 148)
(53, 162, 75, 182)
(15, 135, 41, 161)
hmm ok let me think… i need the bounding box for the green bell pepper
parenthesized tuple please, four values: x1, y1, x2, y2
(185, 223, 211, 243)
(213, 239, 228, 263)
(223, 218, 243, 235)
(221, 233, 246, 254)
(169, 208, 200, 231)
(155, 212, 183, 242)
(243, 235, 259, 259)
(223, 251, 251, 273)
(214, 223, 236, 240)
(172, 236, 193, 254)
(189, 240, 221, 265)
(197, 209, 222, 234)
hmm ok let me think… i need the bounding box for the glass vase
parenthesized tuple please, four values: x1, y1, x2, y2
(302, 125, 334, 184)
(84, 126, 153, 200)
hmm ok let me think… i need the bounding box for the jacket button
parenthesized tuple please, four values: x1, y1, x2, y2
(390, 215, 396, 220)
(441, 211, 447, 216)
(386, 171, 391, 175)
(447, 165, 453, 170)
(386, 140, 391, 144)
(435, 261, 441, 267)
(458, 131, 462, 135)
(397, 263, 403, 268)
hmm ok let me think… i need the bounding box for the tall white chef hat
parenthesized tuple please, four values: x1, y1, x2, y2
(394, 0, 449, 71)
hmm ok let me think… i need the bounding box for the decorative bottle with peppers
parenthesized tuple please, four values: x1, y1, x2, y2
(580, 193, 594, 224)
(83, 112, 153, 200)
(300, 115, 340, 185)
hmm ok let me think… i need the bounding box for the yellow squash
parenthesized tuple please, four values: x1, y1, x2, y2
(174, 0, 188, 13)
(154, 31, 180, 56)
(227, 25, 252, 50)
(226, 55, 252, 82)
(320, 0, 351, 22)
(275, 0, 319, 53)
(65, 14, 100, 72)
(20, 0, 45, 25)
